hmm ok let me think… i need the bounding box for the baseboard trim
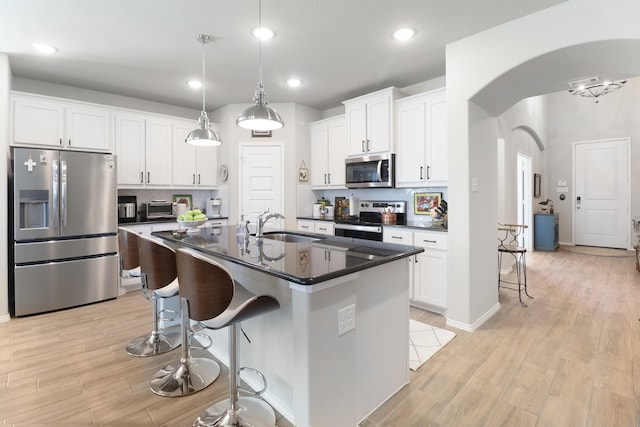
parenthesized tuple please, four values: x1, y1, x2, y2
(445, 302, 501, 332)
(0, 313, 10, 323)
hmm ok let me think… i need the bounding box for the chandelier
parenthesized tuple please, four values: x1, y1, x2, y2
(568, 79, 627, 103)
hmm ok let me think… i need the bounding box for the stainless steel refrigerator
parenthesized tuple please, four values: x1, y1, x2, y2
(9, 147, 119, 316)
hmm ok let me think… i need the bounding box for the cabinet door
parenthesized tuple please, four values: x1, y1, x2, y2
(65, 105, 112, 152)
(395, 96, 426, 187)
(425, 90, 447, 184)
(345, 102, 367, 155)
(115, 114, 146, 186)
(310, 124, 329, 186)
(145, 119, 173, 186)
(327, 118, 346, 187)
(412, 230, 447, 309)
(196, 145, 218, 187)
(413, 249, 447, 309)
(366, 93, 392, 154)
(172, 121, 198, 186)
(12, 97, 64, 147)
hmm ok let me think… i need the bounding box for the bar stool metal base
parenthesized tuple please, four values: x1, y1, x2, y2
(193, 396, 276, 427)
(125, 325, 181, 357)
(150, 357, 220, 397)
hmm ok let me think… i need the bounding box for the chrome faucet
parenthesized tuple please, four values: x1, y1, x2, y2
(256, 209, 285, 239)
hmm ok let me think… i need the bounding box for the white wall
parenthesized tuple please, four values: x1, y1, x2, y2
(446, 0, 640, 329)
(0, 54, 11, 321)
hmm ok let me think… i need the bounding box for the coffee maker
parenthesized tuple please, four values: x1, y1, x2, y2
(118, 195, 137, 223)
(207, 198, 221, 218)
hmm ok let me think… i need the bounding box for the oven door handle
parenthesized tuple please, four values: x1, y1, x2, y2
(334, 223, 382, 233)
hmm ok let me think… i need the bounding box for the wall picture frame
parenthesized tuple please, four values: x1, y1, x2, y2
(251, 130, 272, 138)
(173, 194, 193, 210)
(298, 161, 309, 182)
(414, 192, 442, 215)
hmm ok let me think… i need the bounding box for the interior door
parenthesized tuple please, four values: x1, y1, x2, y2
(239, 144, 284, 228)
(574, 138, 629, 249)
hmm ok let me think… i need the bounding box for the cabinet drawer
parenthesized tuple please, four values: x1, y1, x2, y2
(314, 222, 335, 235)
(383, 228, 413, 245)
(413, 230, 447, 250)
(297, 220, 315, 232)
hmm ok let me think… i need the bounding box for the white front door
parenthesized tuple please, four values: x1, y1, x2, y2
(574, 138, 630, 249)
(239, 143, 284, 227)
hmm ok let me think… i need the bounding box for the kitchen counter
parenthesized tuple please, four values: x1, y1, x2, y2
(152, 225, 422, 286)
(152, 225, 417, 426)
(296, 215, 336, 222)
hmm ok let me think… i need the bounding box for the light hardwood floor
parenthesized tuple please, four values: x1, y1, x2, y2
(1, 248, 639, 426)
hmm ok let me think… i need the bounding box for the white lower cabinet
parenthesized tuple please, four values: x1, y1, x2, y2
(383, 227, 448, 312)
(311, 244, 347, 275)
(297, 219, 334, 236)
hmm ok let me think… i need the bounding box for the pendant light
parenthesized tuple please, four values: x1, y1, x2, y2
(186, 34, 222, 146)
(236, 0, 284, 131)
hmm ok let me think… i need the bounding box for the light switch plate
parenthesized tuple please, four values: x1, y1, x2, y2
(338, 304, 356, 336)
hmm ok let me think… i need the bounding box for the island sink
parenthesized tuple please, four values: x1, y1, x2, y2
(256, 231, 324, 243)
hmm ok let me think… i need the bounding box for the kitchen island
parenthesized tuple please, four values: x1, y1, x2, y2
(153, 226, 422, 427)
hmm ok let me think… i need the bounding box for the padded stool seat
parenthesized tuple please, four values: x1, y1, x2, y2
(173, 248, 280, 427)
(125, 234, 181, 357)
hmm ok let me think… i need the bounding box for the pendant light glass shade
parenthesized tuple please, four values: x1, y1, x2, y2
(236, 0, 284, 131)
(186, 34, 222, 146)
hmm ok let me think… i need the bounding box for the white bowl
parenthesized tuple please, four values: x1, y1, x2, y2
(177, 219, 207, 232)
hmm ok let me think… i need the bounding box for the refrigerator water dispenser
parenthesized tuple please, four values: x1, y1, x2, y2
(19, 190, 49, 229)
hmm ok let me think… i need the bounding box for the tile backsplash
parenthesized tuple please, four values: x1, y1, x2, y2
(310, 187, 448, 223)
(118, 189, 223, 216)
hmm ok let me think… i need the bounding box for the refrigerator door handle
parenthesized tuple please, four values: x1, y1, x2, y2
(52, 159, 59, 229)
(61, 160, 68, 228)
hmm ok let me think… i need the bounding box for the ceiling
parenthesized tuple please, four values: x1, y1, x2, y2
(0, 0, 566, 112)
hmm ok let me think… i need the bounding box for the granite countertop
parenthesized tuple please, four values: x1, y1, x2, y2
(152, 225, 422, 286)
(297, 215, 336, 222)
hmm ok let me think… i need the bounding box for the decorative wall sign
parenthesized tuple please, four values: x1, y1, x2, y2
(414, 192, 442, 215)
(219, 164, 229, 182)
(298, 161, 309, 182)
(534, 173, 541, 198)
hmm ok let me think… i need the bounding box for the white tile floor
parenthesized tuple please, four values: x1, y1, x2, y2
(409, 319, 456, 371)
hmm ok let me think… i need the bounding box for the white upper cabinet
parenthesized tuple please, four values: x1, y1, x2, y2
(115, 113, 146, 186)
(343, 87, 404, 156)
(395, 88, 448, 188)
(145, 118, 173, 187)
(12, 93, 112, 152)
(310, 115, 346, 189)
(172, 119, 218, 188)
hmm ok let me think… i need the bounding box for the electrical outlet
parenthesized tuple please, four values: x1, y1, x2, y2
(337, 304, 356, 336)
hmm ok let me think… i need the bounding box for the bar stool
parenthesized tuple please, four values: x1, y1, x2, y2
(149, 288, 221, 397)
(118, 227, 141, 278)
(174, 248, 280, 427)
(125, 234, 181, 357)
(498, 223, 533, 307)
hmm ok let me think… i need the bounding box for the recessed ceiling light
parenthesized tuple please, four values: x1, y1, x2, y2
(187, 80, 203, 89)
(286, 78, 302, 88)
(32, 43, 57, 54)
(252, 27, 274, 40)
(392, 28, 416, 41)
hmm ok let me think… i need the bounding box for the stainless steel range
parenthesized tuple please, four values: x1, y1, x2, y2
(334, 200, 406, 241)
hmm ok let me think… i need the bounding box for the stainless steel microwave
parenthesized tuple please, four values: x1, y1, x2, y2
(345, 153, 395, 188)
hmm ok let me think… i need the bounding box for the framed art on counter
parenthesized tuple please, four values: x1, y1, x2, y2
(414, 192, 442, 215)
(173, 194, 193, 210)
